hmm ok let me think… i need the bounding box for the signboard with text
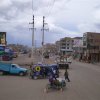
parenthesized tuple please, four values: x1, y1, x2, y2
(0, 32, 6, 45)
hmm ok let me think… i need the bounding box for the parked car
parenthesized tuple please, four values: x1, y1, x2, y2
(13, 52, 18, 58)
(22, 50, 28, 54)
(2, 55, 10, 61)
(0, 62, 27, 76)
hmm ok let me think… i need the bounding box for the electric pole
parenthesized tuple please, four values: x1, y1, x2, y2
(29, 15, 36, 64)
(41, 16, 49, 63)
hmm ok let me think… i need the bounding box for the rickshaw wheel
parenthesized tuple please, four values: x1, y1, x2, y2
(60, 88, 63, 92)
(45, 84, 51, 93)
(44, 88, 48, 93)
(34, 76, 38, 79)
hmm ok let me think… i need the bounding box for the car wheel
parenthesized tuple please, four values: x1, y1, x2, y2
(0, 71, 4, 75)
(19, 72, 24, 76)
(60, 88, 63, 92)
(44, 88, 48, 93)
(34, 76, 38, 79)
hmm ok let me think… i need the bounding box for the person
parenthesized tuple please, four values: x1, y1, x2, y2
(41, 67, 46, 78)
(49, 74, 55, 86)
(88, 55, 91, 63)
(49, 69, 58, 85)
(29, 65, 33, 77)
(64, 69, 70, 82)
(29, 53, 31, 58)
(56, 68, 59, 78)
(67, 56, 72, 64)
(79, 54, 82, 62)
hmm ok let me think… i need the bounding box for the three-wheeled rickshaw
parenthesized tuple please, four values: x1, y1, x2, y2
(30, 64, 59, 79)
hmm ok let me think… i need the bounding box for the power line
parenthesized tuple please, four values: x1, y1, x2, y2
(47, 0, 56, 17)
(32, 0, 34, 15)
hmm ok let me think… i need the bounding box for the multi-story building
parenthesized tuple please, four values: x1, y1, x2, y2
(73, 37, 84, 59)
(83, 32, 100, 62)
(55, 41, 60, 54)
(56, 37, 73, 55)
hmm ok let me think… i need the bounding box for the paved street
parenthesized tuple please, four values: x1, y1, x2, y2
(11, 53, 56, 65)
(1, 53, 43, 66)
(0, 58, 100, 100)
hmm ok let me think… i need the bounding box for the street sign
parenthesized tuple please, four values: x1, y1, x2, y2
(0, 32, 6, 45)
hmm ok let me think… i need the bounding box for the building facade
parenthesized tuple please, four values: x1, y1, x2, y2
(73, 37, 84, 59)
(83, 32, 100, 62)
(43, 43, 57, 54)
(56, 37, 73, 55)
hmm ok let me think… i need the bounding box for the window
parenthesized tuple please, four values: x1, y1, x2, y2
(67, 40, 70, 42)
(67, 47, 69, 49)
(12, 65, 16, 68)
(83, 42, 86, 46)
(89, 39, 93, 43)
(61, 47, 66, 49)
(62, 43, 66, 46)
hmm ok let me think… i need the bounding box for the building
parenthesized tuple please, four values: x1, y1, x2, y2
(43, 43, 57, 54)
(56, 37, 73, 55)
(55, 41, 60, 54)
(83, 32, 100, 62)
(73, 37, 84, 59)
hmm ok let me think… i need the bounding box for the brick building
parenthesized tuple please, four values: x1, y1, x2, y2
(83, 32, 100, 62)
(73, 37, 84, 59)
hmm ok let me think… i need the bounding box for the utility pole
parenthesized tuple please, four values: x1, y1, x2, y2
(29, 15, 35, 64)
(41, 16, 49, 63)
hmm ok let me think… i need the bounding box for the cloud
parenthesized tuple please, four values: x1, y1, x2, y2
(0, 0, 12, 8)
(0, 0, 100, 46)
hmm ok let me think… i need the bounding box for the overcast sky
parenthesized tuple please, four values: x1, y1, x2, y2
(0, 0, 100, 47)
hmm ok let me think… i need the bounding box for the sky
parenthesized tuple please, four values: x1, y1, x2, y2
(0, 0, 100, 47)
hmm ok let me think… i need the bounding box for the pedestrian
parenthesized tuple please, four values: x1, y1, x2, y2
(67, 56, 72, 64)
(64, 69, 70, 82)
(29, 53, 31, 58)
(29, 65, 34, 77)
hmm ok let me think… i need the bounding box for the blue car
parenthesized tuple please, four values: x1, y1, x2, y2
(0, 62, 28, 76)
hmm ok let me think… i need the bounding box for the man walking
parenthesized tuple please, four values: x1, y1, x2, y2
(64, 69, 70, 82)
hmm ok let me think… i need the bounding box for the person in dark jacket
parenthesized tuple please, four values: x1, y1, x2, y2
(64, 69, 70, 82)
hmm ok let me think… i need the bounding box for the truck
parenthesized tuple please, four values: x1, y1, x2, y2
(56, 56, 69, 69)
(0, 62, 28, 76)
(43, 51, 49, 59)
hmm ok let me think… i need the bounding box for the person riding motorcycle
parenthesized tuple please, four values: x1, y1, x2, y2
(49, 72, 60, 87)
